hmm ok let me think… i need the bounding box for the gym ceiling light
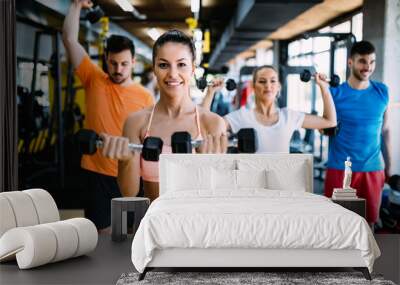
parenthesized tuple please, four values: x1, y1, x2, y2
(191, 0, 200, 13)
(114, 0, 147, 20)
(115, 0, 133, 12)
(147, 28, 161, 41)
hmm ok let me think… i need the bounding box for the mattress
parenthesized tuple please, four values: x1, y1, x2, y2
(131, 190, 380, 273)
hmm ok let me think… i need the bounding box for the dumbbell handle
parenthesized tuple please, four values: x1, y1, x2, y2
(197, 78, 236, 91)
(182, 138, 236, 149)
(99, 137, 203, 150)
(190, 138, 240, 150)
(190, 138, 241, 148)
(192, 139, 246, 150)
(206, 81, 226, 87)
(301, 72, 332, 82)
(189, 137, 242, 148)
(228, 137, 238, 147)
(210, 79, 236, 88)
(300, 70, 340, 87)
(309, 74, 334, 82)
(192, 139, 202, 148)
(96, 139, 143, 152)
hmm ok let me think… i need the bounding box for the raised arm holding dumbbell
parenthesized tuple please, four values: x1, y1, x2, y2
(200, 77, 236, 110)
(62, 0, 93, 68)
(301, 72, 337, 130)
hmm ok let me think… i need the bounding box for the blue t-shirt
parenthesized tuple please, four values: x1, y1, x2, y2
(327, 81, 389, 172)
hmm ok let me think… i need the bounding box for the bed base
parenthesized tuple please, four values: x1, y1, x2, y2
(138, 248, 372, 281)
(138, 267, 371, 281)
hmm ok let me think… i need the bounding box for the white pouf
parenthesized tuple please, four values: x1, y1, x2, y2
(0, 189, 98, 269)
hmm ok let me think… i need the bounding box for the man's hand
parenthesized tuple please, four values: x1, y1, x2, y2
(74, 0, 93, 9)
(385, 167, 392, 183)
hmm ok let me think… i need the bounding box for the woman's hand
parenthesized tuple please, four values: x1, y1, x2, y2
(314, 72, 330, 89)
(200, 78, 225, 110)
(99, 133, 134, 162)
(206, 77, 224, 94)
(198, 132, 228, 154)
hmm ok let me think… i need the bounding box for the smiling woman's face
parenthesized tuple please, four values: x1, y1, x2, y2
(153, 42, 195, 98)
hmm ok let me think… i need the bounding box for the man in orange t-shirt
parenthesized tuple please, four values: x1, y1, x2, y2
(62, 0, 153, 232)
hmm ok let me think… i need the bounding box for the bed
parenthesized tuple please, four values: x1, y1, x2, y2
(131, 154, 380, 280)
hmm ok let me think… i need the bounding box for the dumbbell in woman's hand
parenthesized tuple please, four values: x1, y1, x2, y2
(228, 128, 258, 153)
(76, 129, 163, 161)
(300, 69, 340, 87)
(196, 77, 237, 91)
(172, 132, 227, 154)
(171, 132, 225, 153)
(171, 132, 203, 153)
(171, 128, 257, 154)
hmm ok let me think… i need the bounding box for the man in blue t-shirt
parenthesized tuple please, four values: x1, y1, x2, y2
(324, 41, 392, 226)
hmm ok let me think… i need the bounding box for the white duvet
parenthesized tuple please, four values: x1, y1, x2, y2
(131, 190, 380, 273)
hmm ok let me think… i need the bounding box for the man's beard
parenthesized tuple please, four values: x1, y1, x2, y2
(352, 68, 369, 82)
(110, 73, 127, 84)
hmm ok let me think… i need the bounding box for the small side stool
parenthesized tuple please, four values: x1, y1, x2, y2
(111, 197, 150, 242)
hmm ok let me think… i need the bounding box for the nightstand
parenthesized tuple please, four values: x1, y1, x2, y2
(331, 197, 366, 219)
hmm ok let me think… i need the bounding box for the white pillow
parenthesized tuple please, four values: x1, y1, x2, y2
(266, 163, 307, 191)
(236, 169, 267, 189)
(167, 162, 212, 191)
(237, 159, 270, 171)
(212, 168, 237, 191)
(237, 158, 308, 191)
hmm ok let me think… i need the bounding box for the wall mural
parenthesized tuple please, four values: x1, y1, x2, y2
(396, 0, 400, 31)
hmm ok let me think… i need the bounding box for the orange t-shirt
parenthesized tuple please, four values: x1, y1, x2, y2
(75, 55, 154, 177)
